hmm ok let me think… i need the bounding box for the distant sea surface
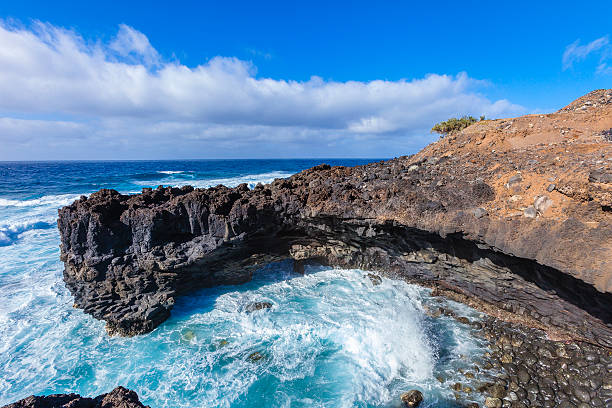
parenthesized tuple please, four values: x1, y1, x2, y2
(0, 159, 487, 408)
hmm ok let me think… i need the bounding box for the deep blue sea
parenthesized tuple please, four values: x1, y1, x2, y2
(0, 160, 488, 408)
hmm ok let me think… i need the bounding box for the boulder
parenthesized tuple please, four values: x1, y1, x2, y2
(400, 390, 423, 407)
(484, 397, 502, 408)
(244, 302, 273, 313)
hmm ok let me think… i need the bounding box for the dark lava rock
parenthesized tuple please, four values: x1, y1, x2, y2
(244, 301, 273, 313)
(456, 316, 471, 325)
(572, 386, 591, 403)
(366, 273, 382, 285)
(517, 368, 530, 384)
(487, 384, 506, 399)
(400, 390, 423, 407)
(1, 387, 148, 408)
(248, 351, 265, 362)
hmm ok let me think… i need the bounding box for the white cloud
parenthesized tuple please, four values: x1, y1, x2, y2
(562, 35, 611, 71)
(597, 63, 612, 75)
(0, 21, 527, 160)
(109, 24, 161, 67)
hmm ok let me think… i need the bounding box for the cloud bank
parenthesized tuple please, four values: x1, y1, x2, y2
(0, 21, 526, 160)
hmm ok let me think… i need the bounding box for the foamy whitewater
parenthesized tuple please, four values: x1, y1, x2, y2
(0, 160, 488, 407)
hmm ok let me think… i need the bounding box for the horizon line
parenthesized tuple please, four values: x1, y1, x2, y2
(0, 157, 390, 164)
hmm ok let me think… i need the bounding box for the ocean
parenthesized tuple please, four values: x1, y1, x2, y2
(0, 159, 487, 408)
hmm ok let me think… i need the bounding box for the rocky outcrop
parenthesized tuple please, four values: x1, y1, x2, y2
(400, 390, 423, 407)
(58, 90, 612, 347)
(1, 387, 148, 408)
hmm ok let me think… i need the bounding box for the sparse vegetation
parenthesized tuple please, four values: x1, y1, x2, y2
(431, 115, 485, 137)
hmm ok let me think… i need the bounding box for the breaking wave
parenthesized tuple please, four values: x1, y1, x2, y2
(0, 263, 488, 408)
(189, 171, 293, 189)
(133, 171, 293, 190)
(0, 194, 82, 208)
(0, 220, 54, 246)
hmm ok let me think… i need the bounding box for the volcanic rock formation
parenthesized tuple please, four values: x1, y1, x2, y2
(1, 386, 148, 408)
(58, 90, 612, 347)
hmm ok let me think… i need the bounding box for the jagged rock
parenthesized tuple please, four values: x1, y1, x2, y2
(292, 259, 305, 274)
(400, 390, 423, 407)
(244, 302, 273, 312)
(456, 316, 470, 325)
(57, 90, 612, 349)
(366, 273, 382, 285)
(1, 386, 148, 408)
(248, 351, 264, 362)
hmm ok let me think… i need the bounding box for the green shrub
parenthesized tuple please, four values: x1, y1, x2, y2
(431, 115, 482, 137)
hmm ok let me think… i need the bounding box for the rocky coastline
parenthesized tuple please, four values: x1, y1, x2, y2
(47, 90, 612, 406)
(425, 290, 612, 407)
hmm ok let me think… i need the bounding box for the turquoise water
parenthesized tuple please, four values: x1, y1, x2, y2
(0, 160, 488, 407)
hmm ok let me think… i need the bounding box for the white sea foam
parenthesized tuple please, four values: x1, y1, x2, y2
(157, 170, 187, 174)
(0, 249, 486, 408)
(191, 171, 292, 189)
(0, 193, 80, 247)
(0, 220, 54, 246)
(0, 194, 82, 208)
(134, 171, 293, 190)
(99, 266, 484, 408)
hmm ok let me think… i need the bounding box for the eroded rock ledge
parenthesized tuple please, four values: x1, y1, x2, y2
(57, 90, 612, 347)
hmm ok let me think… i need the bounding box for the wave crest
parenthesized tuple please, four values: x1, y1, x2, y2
(0, 194, 82, 208)
(133, 171, 293, 190)
(191, 171, 293, 189)
(0, 220, 54, 246)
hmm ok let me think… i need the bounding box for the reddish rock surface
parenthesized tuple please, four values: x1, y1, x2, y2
(57, 90, 612, 347)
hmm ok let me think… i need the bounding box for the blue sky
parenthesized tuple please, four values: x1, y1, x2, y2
(0, 1, 610, 160)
